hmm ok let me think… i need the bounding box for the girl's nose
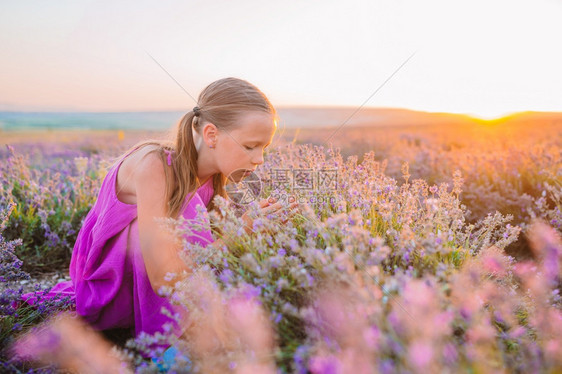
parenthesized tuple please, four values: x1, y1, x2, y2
(252, 152, 264, 166)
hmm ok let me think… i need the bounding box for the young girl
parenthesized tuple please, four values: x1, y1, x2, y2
(22, 77, 297, 350)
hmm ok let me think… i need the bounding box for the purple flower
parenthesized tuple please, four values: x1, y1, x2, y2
(379, 359, 395, 374)
(443, 343, 458, 365)
(309, 354, 341, 374)
(12, 325, 62, 359)
(408, 341, 433, 369)
(293, 345, 310, 374)
(239, 284, 261, 300)
(219, 269, 233, 284)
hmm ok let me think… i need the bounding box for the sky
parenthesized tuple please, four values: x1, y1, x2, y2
(1, 0, 561, 119)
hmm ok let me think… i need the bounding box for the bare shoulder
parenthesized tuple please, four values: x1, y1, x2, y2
(116, 145, 173, 205)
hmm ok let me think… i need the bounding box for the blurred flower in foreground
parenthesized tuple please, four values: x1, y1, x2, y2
(303, 281, 376, 374)
(527, 218, 562, 288)
(10, 312, 131, 374)
(171, 268, 277, 373)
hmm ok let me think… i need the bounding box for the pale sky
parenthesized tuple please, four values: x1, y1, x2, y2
(1, 0, 561, 119)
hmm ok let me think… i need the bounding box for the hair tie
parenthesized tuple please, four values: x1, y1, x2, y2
(193, 106, 201, 117)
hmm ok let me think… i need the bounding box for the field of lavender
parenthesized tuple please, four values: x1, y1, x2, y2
(1, 122, 561, 373)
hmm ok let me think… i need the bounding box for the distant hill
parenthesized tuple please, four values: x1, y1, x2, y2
(276, 106, 562, 128)
(1, 107, 561, 131)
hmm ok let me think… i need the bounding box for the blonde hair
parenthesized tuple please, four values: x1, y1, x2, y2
(113, 77, 277, 219)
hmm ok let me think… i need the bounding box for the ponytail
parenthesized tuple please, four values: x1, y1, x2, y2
(170, 112, 201, 219)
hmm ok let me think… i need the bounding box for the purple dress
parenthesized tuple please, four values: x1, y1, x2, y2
(22, 147, 215, 339)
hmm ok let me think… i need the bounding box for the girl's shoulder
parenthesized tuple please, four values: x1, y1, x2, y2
(116, 144, 175, 205)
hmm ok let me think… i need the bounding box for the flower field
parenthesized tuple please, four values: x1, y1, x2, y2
(1, 121, 561, 373)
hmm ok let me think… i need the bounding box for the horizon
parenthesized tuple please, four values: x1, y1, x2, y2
(2, 105, 561, 118)
(2, 105, 562, 132)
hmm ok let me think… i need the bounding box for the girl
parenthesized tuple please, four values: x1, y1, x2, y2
(22, 77, 298, 350)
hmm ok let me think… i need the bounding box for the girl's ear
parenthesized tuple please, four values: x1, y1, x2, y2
(202, 122, 219, 146)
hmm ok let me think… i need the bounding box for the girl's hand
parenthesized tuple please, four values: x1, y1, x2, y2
(241, 197, 299, 235)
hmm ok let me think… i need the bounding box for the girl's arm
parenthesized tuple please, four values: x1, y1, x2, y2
(135, 152, 193, 294)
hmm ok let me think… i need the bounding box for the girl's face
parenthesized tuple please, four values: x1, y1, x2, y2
(212, 111, 277, 181)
